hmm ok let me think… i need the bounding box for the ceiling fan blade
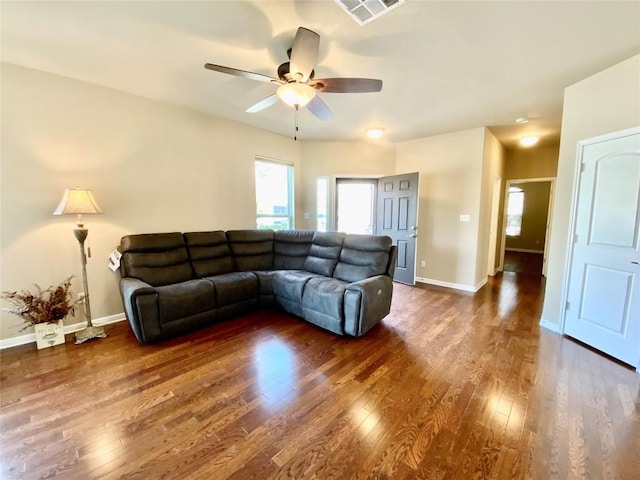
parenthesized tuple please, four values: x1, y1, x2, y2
(204, 63, 280, 83)
(310, 78, 383, 93)
(306, 95, 332, 121)
(245, 93, 279, 113)
(289, 27, 320, 83)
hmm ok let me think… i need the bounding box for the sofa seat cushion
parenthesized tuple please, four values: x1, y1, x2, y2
(156, 279, 216, 324)
(206, 272, 258, 307)
(251, 271, 275, 295)
(272, 270, 324, 303)
(301, 278, 348, 335)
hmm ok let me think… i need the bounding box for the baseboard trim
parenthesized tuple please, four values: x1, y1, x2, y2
(0, 313, 126, 350)
(506, 248, 544, 254)
(488, 267, 501, 277)
(539, 317, 560, 333)
(415, 277, 485, 293)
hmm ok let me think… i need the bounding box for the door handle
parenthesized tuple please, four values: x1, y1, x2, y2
(408, 234, 417, 238)
(632, 261, 639, 265)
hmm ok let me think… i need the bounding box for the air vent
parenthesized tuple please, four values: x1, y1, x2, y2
(334, 0, 406, 26)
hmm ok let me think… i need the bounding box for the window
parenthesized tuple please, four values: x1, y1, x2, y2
(336, 178, 377, 234)
(316, 178, 328, 232)
(506, 186, 524, 236)
(255, 159, 294, 230)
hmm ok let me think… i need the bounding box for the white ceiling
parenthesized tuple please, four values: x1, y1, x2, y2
(2, 1, 639, 147)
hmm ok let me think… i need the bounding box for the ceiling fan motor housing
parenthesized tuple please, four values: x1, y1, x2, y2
(278, 62, 315, 82)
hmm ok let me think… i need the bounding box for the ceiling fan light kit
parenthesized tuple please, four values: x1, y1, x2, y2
(277, 82, 316, 108)
(204, 26, 383, 139)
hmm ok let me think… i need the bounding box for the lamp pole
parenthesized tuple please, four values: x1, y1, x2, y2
(73, 219, 107, 344)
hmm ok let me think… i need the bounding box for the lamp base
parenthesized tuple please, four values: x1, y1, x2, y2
(74, 325, 108, 344)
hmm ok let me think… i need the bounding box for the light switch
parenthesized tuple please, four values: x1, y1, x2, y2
(459, 214, 471, 222)
(303, 212, 310, 219)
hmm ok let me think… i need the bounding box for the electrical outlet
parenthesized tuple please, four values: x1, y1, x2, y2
(420, 260, 426, 268)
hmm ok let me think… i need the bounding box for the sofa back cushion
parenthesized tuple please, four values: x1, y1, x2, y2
(274, 230, 314, 270)
(184, 231, 234, 277)
(120, 232, 193, 287)
(227, 230, 274, 271)
(303, 232, 345, 276)
(333, 234, 393, 283)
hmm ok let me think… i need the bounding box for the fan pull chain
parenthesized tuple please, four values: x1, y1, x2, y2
(294, 105, 299, 141)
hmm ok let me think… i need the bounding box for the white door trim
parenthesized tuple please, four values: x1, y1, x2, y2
(558, 125, 640, 372)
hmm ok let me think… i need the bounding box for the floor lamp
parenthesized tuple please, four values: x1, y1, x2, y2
(53, 188, 108, 344)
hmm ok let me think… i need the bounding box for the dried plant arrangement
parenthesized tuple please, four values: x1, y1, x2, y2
(1, 276, 76, 330)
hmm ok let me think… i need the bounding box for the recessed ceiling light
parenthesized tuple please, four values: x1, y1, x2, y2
(366, 128, 385, 139)
(520, 136, 539, 147)
(515, 117, 529, 124)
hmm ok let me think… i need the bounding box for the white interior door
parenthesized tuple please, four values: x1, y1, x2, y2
(564, 128, 640, 368)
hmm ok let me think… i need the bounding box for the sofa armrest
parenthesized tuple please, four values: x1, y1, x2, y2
(119, 278, 161, 343)
(343, 275, 393, 337)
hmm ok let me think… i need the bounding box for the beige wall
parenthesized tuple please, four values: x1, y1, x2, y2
(505, 181, 551, 252)
(1, 63, 301, 340)
(505, 144, 559, 180)
(7, 54, 636, 342)
(298, 141, 396, 230)
(542, 54, 640, 328)
(477, 129, 505, 282)
(396, 127, 486, 290)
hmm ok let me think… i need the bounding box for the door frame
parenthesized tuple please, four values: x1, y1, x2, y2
(487, 175, 502, 276)
(499, 177, 556, 276)
(558, 125, 640, 372)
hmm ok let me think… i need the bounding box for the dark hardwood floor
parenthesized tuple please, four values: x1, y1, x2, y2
(503, 251, 544, 275)
(1, 273, 639, 479)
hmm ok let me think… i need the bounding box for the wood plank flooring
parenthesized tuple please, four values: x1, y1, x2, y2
(1, 272, 639, 479)
(503, 251, 544, 275)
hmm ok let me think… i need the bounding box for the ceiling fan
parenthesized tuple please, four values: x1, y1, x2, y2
(204, 27, 383, 122)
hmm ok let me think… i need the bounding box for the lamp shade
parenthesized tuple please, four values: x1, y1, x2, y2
(53, 188, 103, 215)
(277, 82, 316, 108)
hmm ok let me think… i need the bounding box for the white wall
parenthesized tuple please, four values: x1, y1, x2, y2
(542, 54, 640, 329)
(396, 127, 486, 290)
(0, 63, 301, 340)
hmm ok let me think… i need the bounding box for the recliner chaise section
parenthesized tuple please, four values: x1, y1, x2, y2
(119, 229, 396, 344)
